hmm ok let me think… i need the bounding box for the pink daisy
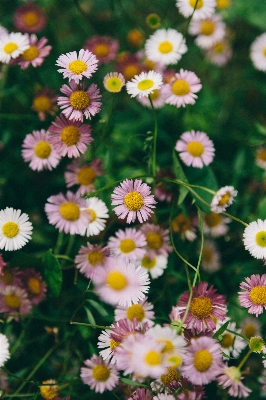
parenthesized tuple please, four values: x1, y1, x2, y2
(56, 49, 98, 83)
(15, 34, 51, 69)
(80, 355, 119, 393)
(75, 243, 110, 279)
(176, 281, 227, 332)
(13, 3, 47, 33)
(111, 179, 156, 224)
(140, 223, 172, 257)
(44, 191, 88, 235)
(22, 129, 61, 171)
(108, 227, 147, 263)
(238, 274, 266, 317)
(48, 114, 93, 158)
(0, 285, 32, 320)
(188, 14, 226, 49)
(64, 157, 103, 196)
(32, 87, 58, 121)
(57, 80, 102, 122)
(93, 256, 150, 307)
(182, 336, 223, 385)
(205, 39, 232, 67)
(84, 35, 119, 65)
(164, 69, 202, 108)
(16, 268, 47, 305)
(114, 297, 155, 327)
(217, 365, 251, 398)
(175, 130, 215, 168)
(0, 267, 21, 289)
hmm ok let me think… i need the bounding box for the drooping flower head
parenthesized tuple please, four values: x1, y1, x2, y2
(217, 364, 251, 398)
(0, 208, 32, 251)
(108, 227, 147, 263)
(176, 0, 216, 21)
(32, 87, 58, 121)
(56, 49, 98, 83)
(103, 72, 125, 93)
(243, 219, 266, 259)
(250, 33, 266, 72)
(13, 3, 47, 33)
(15, 34, 51, 70)
(0, 32, 29, 63)
(84, 35, 119, 64)
(126, 71, 163, 98)
(210, 185, 237, 213)
(238, 274, 266, 317)
(165, 69, 202, 108)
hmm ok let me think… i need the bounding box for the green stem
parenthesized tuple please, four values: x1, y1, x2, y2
(148, 95, 158, 178)
(65, 234, 75, 257)
(54, 231, 64, 255)
(70, 321, 109, 329)
(55, 255, 74, 263)
(237, 349, 252, 370)
(183, 0, 200, 37)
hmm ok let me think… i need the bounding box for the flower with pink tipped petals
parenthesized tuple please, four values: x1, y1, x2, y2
(57, 80, 102, 122)
(108, 227, 147, 263)
(75, 243, 110, 279)
(56, 49, 98, 83)
(15, 34, 51, 70)
(238, 274, 266, 317)
(175, 130, 215, 168)
(111, 179, 156, 224)
(84, 35, 119, 64)
(48, 114, 93, 158)
(13, 3, 47, 33)
(0, 285, 32, 320)
(217, 364, 251, 398)
(114, 297, 155, 327)
(17, 268, 47, 305)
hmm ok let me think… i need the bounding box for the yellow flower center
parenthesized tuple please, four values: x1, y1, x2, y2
(69, 90, 90, 110)
(189, 0, 203, 9)
(167, 354, 183, 369)
(77, 166, 97, 186)
(200, 20, 215, 35)
(93, 43, 110, 58)
(249, 286, 266, 305)
(123, 64, 140, 81)
(157, 339, 174, 353)
(145, 350, 161, 366)
(242, 323, 256, 339)
(4, 294, 21, 309)
(0, 270, 13, 285)
(204, 212, 221, 227)
(137, 79, 154, 91)
(119, 238, 136, 253)
(202, 246, 213, 263)
(127, 29, 144, 47)
(106, 271, 127, 290)
(150, 89, 159, 100)
(2, 222, 19, 238)
(257, 148, 266, 162)
(141, 256, 156, 270)
(158, 41, 173, 54)
(33, 96, 52, 112)
(187, 141, 204, 157)
(22, 11, 40, 27)
(87, 208, 97, 222)
(194, 349, 212, 372)
(171, 80, 190, 96)
(21, 45, 39, 61)
(160, 368, 180, 385)
(218, 192, 231, 206)
(263, 48, 266, 57)
(213, 42, 225, 54)
(27, 277, 41, 295)
(124, 191, 144, 211)
(60, 126, 81, 146)
(126, 304, 145, 322)
(92, 364, 110, 381)
(88, 250, 103, 266)
(146, 232, 163, 250)
(68, 60, 87, 74)
(255, 231, 266, 247)
(4, 42, 18, 54)
(221, 333, 234, 348)
(59, 202, 80, 221)
(216, 0, 231, 9)
(110, 339, 120, 349)
(34, 141, 52, 159)
(190, 296, 213, 319)
(105, 77, 123, 92)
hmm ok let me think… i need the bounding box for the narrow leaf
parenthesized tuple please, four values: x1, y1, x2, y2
(42, 249, 62, 297)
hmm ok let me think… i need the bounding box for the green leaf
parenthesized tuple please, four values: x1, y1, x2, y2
(86, 299, 108, 317)
(172, 150, 189, 205)
(42, 249, 62, 297)
(120, 377, 148, 388)
(255, 122, 266, 137)
(212, 320, 230, 340)
(84, 307, 96, 325)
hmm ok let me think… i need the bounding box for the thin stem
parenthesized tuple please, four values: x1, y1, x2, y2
(183, 0, 200, 37)
(70, 321, 109, 329)
(222, 211, 248, 227)
(193, 206, 203, 286)
(54, 231, 64, 255)
(65, 234, 75, 258)
(55, 255, 74, 263)
(237, 349, 252, 370)
(148, 95, 158, 177)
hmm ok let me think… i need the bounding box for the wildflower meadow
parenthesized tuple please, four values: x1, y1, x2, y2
(1, 0, 266, 398)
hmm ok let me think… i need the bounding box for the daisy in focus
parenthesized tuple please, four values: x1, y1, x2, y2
(108, 227, 146, 262)
(81, 355, 119, 393)
(243, 219, 266, 259)
(84, 35, 119, 65)
(175, 130, 215, 168)
(238, 274, 266, 317)
(250, 33, 266, 72)
(114, 297, 155, 327)
(144, 28, 187, 66)
(0, 32, 29, 63)
(0, 208, 32, 251)
(210, 185, 237, 213)
(126, 71, 163, 98)
(13, 3, 47, 33)
(32, 87, 58, 121)
(22, 129, 61, 171)
(64, 158, 103, 195)
(80, 197, 109, 237)
(165, 69, 202, 108)
(0, 333, 10, 368)
(188, 14, 226, 49)
(75, 243, 110, 279)
(15, 34, 51, 69)
(111, 179, 156, 224)
(103, 72, 125, 93)
(176, 0, 216, 21)
(56, 49, 98, 83)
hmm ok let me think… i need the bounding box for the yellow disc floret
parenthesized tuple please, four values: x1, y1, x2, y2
(69, 90, 90, 110)
(126, 304, 145, 322)
(68, 60, 87, 74)
(249, 286, 266, 305)
(93, 44, 110, 58)
(22, 45, 39, 61)
(158, 41, 173, 54)
(59, 202, 80, 221)
(187, 141, 204, 157)
(22, 11, 40, 27)
(61, 126, 81, 146)
(256, 231, 266, 247)
(4, 294, 21, 309)
(218, 192, 231, 206)
(28, 277, 41, 295)
(137, 79, 154, 91)
(189, 0, 203, 9)
(40, 380, 58, 400)
(221, 333, 234, 348)
(200, 21, 215, 36)
(141, 256, 156, 270)
(160, 367, 180, 385)
(190, 297, 213, 319)
(119, 238, 136, 253)
(33, 96, 52, 112)
(2, 222, 19, 238)
(124, 191, 144, 211)
(106, 271, 127, 290)
(88, 250, 104, 266)
(204, 212, 221, 227)
(146, 232, 162, 250)
(145, 350, 161, 366)
(92, 364, 110, 381)
(171, 80, 190, 96)
(34, 141, 52, 158)
(4, 42, 18, 54)
(194, 349, 212, 371)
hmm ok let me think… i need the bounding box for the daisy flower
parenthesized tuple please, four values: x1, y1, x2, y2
(172, 212, 197, 241)
(32, 87, 58, 121)
(217, 365, 251, 398)
(216, 0, 231, 9)
(176, 0, 216, 21)
(148, 324, 187, 361)
(57, 80, 102, 122)
(13, 3, 47, 33)
(64, 157, 103, 196)
(182, 336, 223, 385)
(17, 268, 47, 305)
(93, 257, 150, 307)
(216, 320, 247, 359)
(75, 243, 110, 279)
(255, 147, 266, 170)
(48, 114, 93, 158)
(176, 281, 227, 332)
(80, 197, 109, 237)
(0, 32, 29, 63)
(114, 297, 155, 327)
(80, 355, 119, 393)
(22, 129, 61, 171)
(111, 179, 156, 224)
(144, 28, 187, 66)
(200, 239, 221, 273)
(0, 208, 32, 251)
(250, 33, 266, 72)
(0, 333, 10, 368)
(243, 219, 266, 259)
(238, 274, 266, 317)
(126, 70, 163, 98)
(0, 285, 32, 319)
(44, 191, 88, 235)
(165, 69, 202, 108)
(108, 227, 146, 263)
(210, 185, 237, 213)
(15, 34, 51, 70)
(203, 211, 230, 237)
(140, 253, 168, 279)
(140, 223, 172, 257)
(39, 380, 58, 400)
(137, 87, 167, 108)
(175, 130, 214, 168)
(240, 316, 261, 339)
(205, 39, 232, 66)
(84, 35, 119, 64)
(56, 49, 98, 83)
(103, 72, 125, 93)
(188, 14, 226, 49)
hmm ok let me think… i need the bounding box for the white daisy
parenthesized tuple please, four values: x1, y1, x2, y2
(148, 325, 187, 358)
(114, 297, 155, 327)
(0, 333, 10, 367)
(250, 33, 266, 72)
(176, 0, 216, 21)
(210, 185, 237, 213)
(189, 14, 226, 49)
(80, 197, 109, 237)
(139, 253, 168, 279)
(0, 32, 29, 63)
(126, 70, 163, 98)
(145, 28, 187, 66)
(0, 208, 33, 251)
(243, 219, 266, 259)
(108, 227, 147, 263)
(216, 320, 247, 359)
